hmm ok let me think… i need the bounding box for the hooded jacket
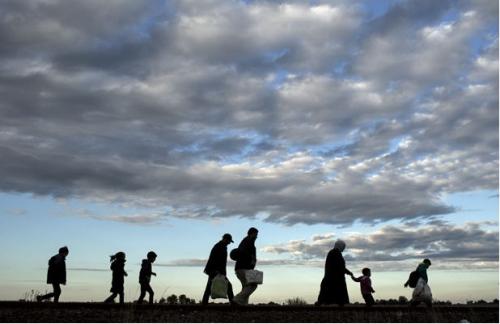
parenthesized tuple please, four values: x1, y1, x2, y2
(47, 253, 66, 285)
(139, 259, 153, 284)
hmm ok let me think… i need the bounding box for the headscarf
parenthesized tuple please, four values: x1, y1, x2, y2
(334, 239, 346, 252)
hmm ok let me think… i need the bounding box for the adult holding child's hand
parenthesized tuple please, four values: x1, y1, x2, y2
(315, 239, 352, 306)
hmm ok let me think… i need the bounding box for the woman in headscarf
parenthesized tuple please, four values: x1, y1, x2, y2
(315, 239, 353, 306)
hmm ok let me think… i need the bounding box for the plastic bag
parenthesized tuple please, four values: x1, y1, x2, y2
(245, 269, 263, 285)
(210, 274, 228, 299)
(412, 278, 432, 303)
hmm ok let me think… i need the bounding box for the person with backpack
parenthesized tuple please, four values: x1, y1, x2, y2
(104, 251, 128, 304)
(405, 258, 431, 287)
(37, 246, 69, 303)
(137, 251, 157, 304)
(232, 227, 259, 305)
(350, 268, 375, 306)
(315, 239, 353, 306)
(405, 259, 432, 307)
(202, 233, 235, 305)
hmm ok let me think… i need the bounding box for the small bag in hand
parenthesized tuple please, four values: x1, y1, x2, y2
(244, 269, 263, 285)
(210, 274, 228, 299)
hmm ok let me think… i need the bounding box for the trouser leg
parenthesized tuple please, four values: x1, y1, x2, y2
(363, 294, 375, 306)
(227, 279, 234, 302)
(234, 270, 257, 305)
(138, 284, 146, 303)
(202, 275, 214, 305)
(119, 292, 124, 304)
(105, 293, 117, 303)
(146, 284, 154, 304)
(52, 283, 61, 303)
(38, 291, 55, 301)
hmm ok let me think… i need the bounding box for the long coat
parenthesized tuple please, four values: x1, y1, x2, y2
(204, 241, 228, 276)
(235, 236, 256, 270)
(110, 259, 126, 293)
(47, 254, 66, 285)
(317, 248, 349, 305)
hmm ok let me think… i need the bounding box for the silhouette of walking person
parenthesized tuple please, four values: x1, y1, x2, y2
(351, 268, 375, 306)
(202, 233, 235, 305)
(37, 246, 69, 303)
(409, 259, 433, 307)
(233, 227, 259, 305)
(104, 252, 128, 304)
(315, 239, 353, 306)
(137, 251, 157, 304)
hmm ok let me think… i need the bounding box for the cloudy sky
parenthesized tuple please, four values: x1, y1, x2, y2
(0, 0, 498, 303)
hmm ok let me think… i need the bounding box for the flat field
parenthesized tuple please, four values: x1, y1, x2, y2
(0, 301, 498, 323)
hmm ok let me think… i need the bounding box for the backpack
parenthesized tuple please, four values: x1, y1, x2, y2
(405, 271, 420, 288)
(229, 248, 240, 261)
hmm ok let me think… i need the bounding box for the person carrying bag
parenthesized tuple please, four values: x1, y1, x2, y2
(202, 233, 235, 305)
(233, 227, 260, 305)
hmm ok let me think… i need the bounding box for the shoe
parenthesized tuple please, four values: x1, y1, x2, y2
(231, 299, 243, 306)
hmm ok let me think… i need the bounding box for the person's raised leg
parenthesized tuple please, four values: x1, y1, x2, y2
(37, 291, 55, 302)
(104, 293, 117, 303)
(240, 283, 257, 304)
(232, 270, 246, 304)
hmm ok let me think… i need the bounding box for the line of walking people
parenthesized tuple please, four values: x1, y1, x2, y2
(36, 228, 432, 307)
(37, 247, 158, 304)
(36, 227, 261, 306)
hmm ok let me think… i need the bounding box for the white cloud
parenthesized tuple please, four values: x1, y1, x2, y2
(0, 0, 497, 227)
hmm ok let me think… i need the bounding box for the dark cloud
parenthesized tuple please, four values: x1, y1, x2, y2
(0, 0, 497, 226)
(262, 222, 499, 268)
(366, 0, 453, 36)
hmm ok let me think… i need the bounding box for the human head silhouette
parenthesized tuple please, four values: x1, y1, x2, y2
(222, 233, 234, 245)
(110, 251, 126, 262)
(59, 246, 69, 257)
(147, 251, 157, 263)
(248, 227, 258, 239)
(334, 239, 346, 252)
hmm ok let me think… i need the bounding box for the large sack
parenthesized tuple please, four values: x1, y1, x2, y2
(245, 269, 263, 285)
(412, 278, 432, 303)
(211, 274, 228, 299)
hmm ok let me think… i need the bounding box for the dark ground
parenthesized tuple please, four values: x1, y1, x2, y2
(0, 301, 498, 323)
